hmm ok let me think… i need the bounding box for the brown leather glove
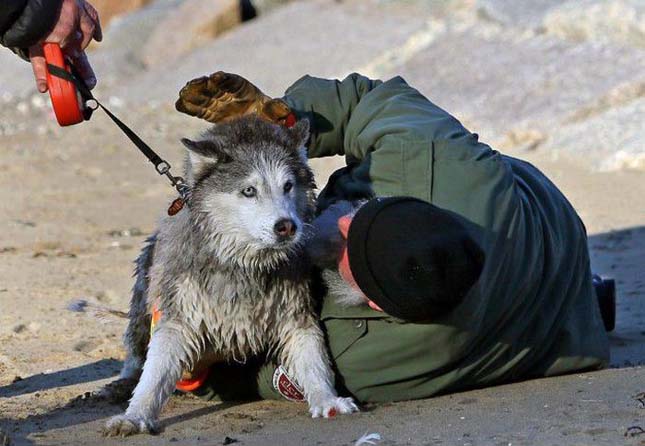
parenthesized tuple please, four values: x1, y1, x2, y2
(175, 71, 293, 125)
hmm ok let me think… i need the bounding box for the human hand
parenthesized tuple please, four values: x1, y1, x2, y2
(306, 201, 357, 269)
(176, 71, 292, 124)
(28, 0, 102, 93)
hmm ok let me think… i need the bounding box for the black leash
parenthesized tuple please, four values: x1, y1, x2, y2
(46, 63, 190, 215)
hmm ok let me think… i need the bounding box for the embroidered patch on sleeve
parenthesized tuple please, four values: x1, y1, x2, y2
(272, 365, 305, 402)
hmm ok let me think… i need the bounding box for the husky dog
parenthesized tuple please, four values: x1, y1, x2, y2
(104, 116, 358, 436)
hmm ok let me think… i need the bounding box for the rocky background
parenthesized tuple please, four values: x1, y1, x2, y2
(1, 0, 644, 171)
(1, 1, 644, 445)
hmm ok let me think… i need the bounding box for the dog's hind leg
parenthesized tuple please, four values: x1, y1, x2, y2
(104, 320, 194, 436)
(99, 236, 156, 403)
(121, 235, 156, 380)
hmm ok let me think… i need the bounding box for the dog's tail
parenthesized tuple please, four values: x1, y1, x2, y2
(67, 299, 128, 323)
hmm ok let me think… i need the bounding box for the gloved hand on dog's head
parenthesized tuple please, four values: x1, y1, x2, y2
(175, 71, 293, 125)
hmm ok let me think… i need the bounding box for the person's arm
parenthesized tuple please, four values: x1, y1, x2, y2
(1, 0, 102, 92)
(0, 0, 63, 52)
(282, 73, 381, 158)
(175, 71, 510, 210)
(284, 73, 489, 201)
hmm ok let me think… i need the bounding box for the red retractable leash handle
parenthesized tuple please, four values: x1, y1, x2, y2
(43, 43, 87, 126)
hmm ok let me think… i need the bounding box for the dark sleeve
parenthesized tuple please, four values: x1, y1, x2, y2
(0, 0, 63, 52)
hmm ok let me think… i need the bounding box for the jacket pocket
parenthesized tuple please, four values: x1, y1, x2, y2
(322, 318, 369, 360)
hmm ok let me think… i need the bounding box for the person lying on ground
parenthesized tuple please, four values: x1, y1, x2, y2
(168, 71, 614, 403)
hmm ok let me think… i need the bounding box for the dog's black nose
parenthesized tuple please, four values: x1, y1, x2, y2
(274, 218, 297, 239)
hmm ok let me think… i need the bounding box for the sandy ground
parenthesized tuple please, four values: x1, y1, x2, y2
(0, 107, 644, 446)
(1, 0, 644, 445)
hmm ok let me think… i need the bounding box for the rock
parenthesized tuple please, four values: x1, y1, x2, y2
(382, 19, 645, 170)
(543, 0, 645, 48)
(476, 0, 565, 28)
(107, 227, 144, 237)
(499, 129, 545, 151)
(89, 0, 189, 91)
(142, 0, 241, 67)
(548, 97, 645, 171)
(16, 102, 29, 115)
(91, 0, 153, 26)
(30, 94, 46, 109)
(113, 0, 429, 102)
(250, 0, 294, 16)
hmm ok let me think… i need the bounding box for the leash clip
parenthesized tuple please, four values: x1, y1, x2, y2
(175, 180, 190, 200)
(156, 161, 189, 199)
(155, 160, 171, 175)
(160, 166, 190, 216)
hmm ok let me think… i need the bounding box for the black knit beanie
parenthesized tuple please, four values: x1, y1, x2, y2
(347, 197, 485, 322)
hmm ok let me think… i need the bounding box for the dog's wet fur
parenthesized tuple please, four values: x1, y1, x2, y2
(104, 116, 358, 436)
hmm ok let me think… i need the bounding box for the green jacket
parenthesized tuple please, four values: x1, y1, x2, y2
(201, 74, 609, 403)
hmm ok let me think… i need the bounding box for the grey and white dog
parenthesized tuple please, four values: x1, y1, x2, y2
(104, 116, 358, 436)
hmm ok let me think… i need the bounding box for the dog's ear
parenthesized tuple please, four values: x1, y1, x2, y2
(181, 137, 231, 171)
(286, 119, 310, 152)
(283, 120, 313, 188)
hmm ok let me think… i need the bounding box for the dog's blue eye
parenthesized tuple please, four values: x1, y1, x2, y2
(284, 181, 293, 194)
(242, 186, 257, 198)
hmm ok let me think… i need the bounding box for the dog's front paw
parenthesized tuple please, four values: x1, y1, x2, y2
(103, 414, 159, 437)
(309, 396, 359, 418)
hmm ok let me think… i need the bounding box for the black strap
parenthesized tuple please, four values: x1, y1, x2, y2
(46, 63, 189, 200)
